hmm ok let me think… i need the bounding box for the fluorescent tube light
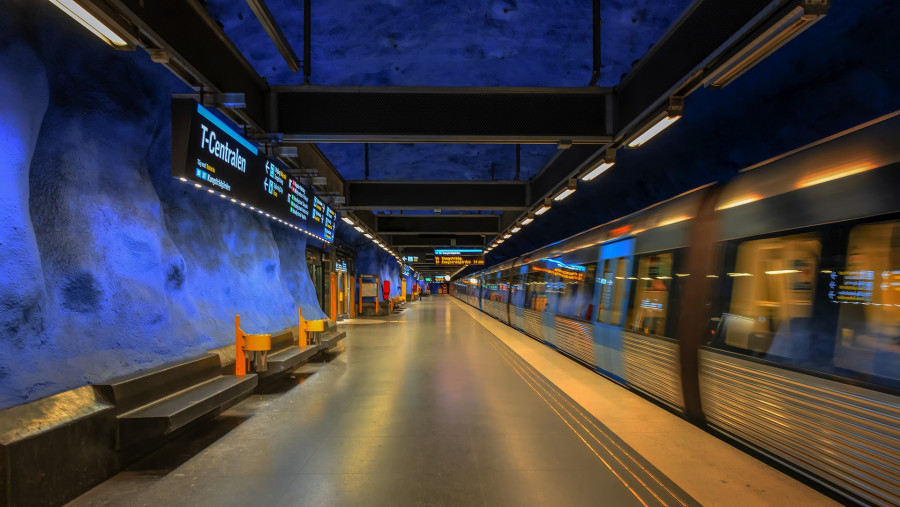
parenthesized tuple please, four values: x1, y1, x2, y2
(521, 217, 534, 225)
(553, 188, 575, 201)
(342, 217, 355, 225)
(581, 161, 615, 181)
(503, 234, 512, 239)
(49, 0, 129, 47)
(703, 1, 829, 89)
(511, 227, 521, 233)
(364, 233, 373, 239)
(354, 226, 364, 233)
(628, 115, 681, 148)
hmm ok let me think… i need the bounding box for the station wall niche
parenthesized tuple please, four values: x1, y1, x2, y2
(0, 1, 325, 410)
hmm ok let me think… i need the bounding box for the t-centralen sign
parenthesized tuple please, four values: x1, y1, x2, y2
(171, 99, 335, 242)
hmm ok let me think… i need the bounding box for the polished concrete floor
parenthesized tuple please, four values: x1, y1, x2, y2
(71, 296, 700, 506)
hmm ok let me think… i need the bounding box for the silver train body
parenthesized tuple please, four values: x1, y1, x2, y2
(454, 111, 900, 506)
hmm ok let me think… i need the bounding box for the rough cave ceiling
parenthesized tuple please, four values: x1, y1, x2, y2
(203, 0, 693, 182)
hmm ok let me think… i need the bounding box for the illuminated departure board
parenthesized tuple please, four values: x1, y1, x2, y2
(433, 248, 485, 266)
(309, 195, 326, 238)
(172, 99, 333, 242)
(324, 206, 336, 242)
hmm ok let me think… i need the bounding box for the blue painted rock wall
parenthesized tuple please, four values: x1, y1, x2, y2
(0, 3, 325, 410)
(353, 242, 402, 300)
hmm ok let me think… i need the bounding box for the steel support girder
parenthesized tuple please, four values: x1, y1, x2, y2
(99, 0, 346, 195)
(273, 87, 613, 144)
(345, 181, 529, 211)
(376, 215, 499, 235)
(385, 236, 485, 248)
(615, 0, 801, 138)
(106, 0, 269, 129)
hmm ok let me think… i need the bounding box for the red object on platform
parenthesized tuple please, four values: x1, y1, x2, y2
(383, 280, 391, 300)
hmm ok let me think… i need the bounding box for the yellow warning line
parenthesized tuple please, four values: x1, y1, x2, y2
(487, 339, 653, 507)
(518, 362, 691, 507)
(497, 342, 690, 507)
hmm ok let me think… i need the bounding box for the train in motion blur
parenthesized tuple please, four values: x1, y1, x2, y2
(453, 111, 900, 506)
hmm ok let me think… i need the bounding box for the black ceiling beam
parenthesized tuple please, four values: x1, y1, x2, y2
(376, 215, 499, 235)
(107, 0, 269, 129)
(615, 0, 811, 137)
(246, 0, 301, 73)
(529, 145, 604, 204)
(492, 0, 827, 246)
(345, 181, 528, 210)
(385, 235, 485, 248)
(273, 87, 613, 144)
(101, 0, 346, 195)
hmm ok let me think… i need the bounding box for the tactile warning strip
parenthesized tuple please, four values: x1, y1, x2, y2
(485, 333, 700, 507)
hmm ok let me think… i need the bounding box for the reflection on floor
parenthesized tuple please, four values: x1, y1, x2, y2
(68, 296, 834, 507)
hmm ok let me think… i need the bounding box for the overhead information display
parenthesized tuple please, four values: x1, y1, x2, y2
(324, 206, 336, 242)
(434, 248, 485, 266)
(171, 99, 332, 242)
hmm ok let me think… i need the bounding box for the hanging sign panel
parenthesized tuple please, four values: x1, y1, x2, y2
(172, 99, 333, 241)
(324, 206, 336, 242)
(171, 99, 261, 207)
(433, 248, 485, 266)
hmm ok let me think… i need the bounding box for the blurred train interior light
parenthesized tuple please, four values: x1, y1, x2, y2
(717, 194, 762, 210)
(657, 215, 691, 228)
(797, 163, 877, 188)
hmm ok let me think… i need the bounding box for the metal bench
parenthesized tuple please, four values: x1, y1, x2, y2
(264, 328, 320, 376)
(93, 353, 256, 449)
(317, 320, 346, 351)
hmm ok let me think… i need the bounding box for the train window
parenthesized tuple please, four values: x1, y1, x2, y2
(627, 253, 675, 336)
(524, 266, 548, 311)
(598, 257, 631, 325)
(719, 233, 821, 357)
(833, 221, 900, 381)
(554, 262, 597, 321)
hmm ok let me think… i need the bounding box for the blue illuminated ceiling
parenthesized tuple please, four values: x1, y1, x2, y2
(203, 0, 692, 181)
(202, 0, 900, 261)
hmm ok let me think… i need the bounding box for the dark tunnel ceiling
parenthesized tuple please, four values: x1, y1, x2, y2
(205, 0, 693, 182)
(195, 0, 900, 266)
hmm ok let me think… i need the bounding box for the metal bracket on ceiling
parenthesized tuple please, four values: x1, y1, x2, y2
(172, 92, 247, 109)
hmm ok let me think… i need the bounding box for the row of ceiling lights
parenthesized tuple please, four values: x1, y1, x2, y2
(340, 214, 403, 263)
(487, 96, 684, 254)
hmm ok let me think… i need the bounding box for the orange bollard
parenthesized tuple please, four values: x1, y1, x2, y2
(235, 315, 246, 375)
(329, 272, 338, 322)
(298, 307, 308, 347)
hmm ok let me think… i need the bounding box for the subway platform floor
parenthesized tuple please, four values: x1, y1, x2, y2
(69, 296, 835, 506)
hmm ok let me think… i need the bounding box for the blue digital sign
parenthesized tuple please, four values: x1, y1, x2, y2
(172, 99, 333, 242)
